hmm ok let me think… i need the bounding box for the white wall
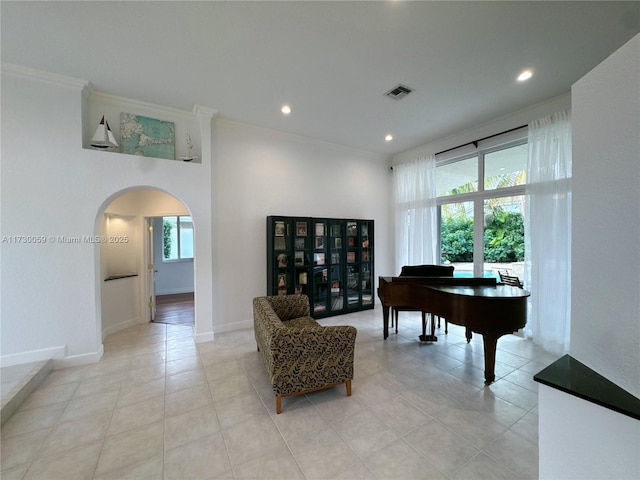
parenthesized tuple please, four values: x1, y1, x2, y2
(571, 33, 640, 398)
(539, 385, 640, 480)
(211, 119, 393, 332)
(537, 33, 640, 480)
(0, 65, 215, 366)
(0, 63, 392, 366)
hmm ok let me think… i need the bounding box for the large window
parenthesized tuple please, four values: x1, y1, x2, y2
(163, 216, 193, 261)
(437, 141, 526, 278)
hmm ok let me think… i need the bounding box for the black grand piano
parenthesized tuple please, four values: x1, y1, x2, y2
(377, 274, 530, 384)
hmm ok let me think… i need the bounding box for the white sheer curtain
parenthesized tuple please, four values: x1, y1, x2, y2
(393, 154, 437, 274)
(524, 110, 572, 354)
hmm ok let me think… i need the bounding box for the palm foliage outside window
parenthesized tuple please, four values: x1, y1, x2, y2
(437, 142, 527, 276)
(162, 216, 194, 261)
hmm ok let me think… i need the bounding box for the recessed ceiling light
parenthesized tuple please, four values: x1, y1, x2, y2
(385, 134, 393, 142)
(281, 105, 291, 115)
(517, 69, 533, 82)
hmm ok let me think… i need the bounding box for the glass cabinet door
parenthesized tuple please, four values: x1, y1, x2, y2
(269, 218, 292, 296)
(312, 220, 328, 314)
(293, 218, 311, 296)
(329, 220, 344, 313)
(361, 221, 373, 305)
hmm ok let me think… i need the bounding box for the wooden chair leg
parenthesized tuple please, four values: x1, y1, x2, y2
(276, 396, 282, 414)
(345, 380, 352, 397)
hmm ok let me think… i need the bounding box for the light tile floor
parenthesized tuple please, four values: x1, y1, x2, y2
(0, 306, 560, 479)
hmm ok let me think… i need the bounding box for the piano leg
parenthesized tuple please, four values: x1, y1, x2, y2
(465, 327, 472, 343)
(382, 305, 390, 339)
(481, 332, 509, 384)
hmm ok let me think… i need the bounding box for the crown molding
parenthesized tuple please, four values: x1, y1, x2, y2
(1, 62, 88, 90)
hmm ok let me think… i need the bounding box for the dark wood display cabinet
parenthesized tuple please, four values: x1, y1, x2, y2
(267, 216, 374, 318)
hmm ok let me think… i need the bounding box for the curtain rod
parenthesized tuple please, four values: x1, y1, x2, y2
(390, 124, 528, 170)
(434, 124, 527, 157)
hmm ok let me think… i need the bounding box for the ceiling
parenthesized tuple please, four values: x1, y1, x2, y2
(2, 1, 639, 156)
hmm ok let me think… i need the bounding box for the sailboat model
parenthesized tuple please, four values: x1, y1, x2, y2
(90, 115, 119, 149)
(180, 133, 198, 162)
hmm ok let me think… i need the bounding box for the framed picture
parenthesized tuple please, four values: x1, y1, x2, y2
(275, 221, 286, 236)
(299, 272, 307, 284)
(276, 253, 289, 268)
(331, 252, 341, 264)
(347, 251, 356, 263)
(315, 236, 324, 249)
(295, 238, 305, 250)
(348, 236, 355, 247)
(315, 223, 325, 236)
(347, 222, 357, 236)
(334, 237, 342, 249)
(314, 253, 325, 265)
(120, 113, 175, 160)
(277, 273, 287, 288)
(296, 222, 308, 236)
(331, 224, 341, 237)
(295, 251, 304, 265)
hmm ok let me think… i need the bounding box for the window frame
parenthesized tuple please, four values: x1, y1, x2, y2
(436, 131, 527, 277)
(162, 215, 194, 263)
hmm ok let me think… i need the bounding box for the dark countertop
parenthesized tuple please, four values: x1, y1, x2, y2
(104, 274, 138, 281)
(534, 354, 640, 421)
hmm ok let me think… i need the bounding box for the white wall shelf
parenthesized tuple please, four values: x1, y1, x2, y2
(82, 86, 215, 164)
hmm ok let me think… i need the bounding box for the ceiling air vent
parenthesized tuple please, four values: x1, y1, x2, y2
(384, 84, 413, 100)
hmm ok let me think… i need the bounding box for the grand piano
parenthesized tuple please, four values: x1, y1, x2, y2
(377, 275, 530, 384)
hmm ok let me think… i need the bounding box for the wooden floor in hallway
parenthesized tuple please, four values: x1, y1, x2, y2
(154, 292, 194, 326)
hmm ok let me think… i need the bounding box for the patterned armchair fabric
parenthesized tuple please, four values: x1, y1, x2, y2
(253, 294, 357, 413)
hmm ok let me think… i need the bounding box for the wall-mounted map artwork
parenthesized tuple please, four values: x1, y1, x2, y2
(120, 113, 175, 160)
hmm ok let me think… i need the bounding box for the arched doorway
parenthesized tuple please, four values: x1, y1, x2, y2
(96, 186, 195, 340)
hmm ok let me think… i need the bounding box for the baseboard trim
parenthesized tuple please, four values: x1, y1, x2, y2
(102, 316, 144, 340)
(194, 331, 214, 343)
(213, 318, 253, 334)
(53, 345, 104, 369)
(0, 345, 66, 368)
